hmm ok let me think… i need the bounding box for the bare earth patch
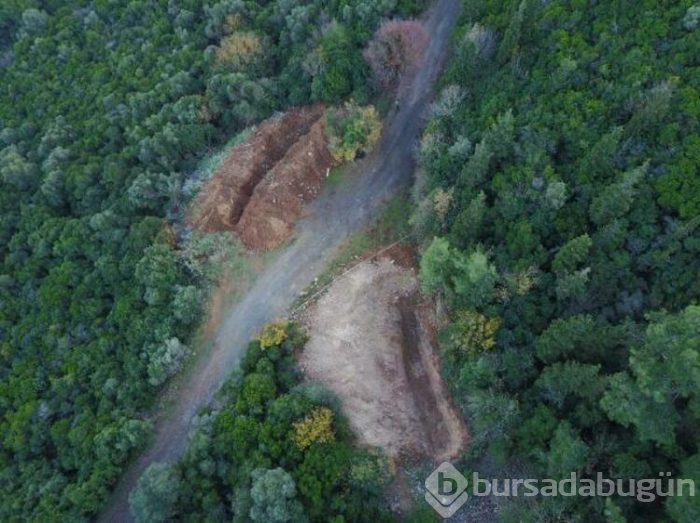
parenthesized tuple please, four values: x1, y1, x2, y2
(237, 118, 334, 251)
(188, 104, 325, 233)
(299, 256, 468, 463)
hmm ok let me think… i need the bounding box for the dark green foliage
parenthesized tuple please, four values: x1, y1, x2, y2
(129, 463, 180, 523)
(311, 23, 370, 103)
(0, 1, 411, 519)
(249, 468, 304, 522)
(416, 0, 700, 520)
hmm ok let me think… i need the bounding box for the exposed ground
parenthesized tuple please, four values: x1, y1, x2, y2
(100, 1, 460, 520)
(237, 118, 334, 250)
(189, 100, 335, 251)
(188, 103, 325, 233)
(299, 255, 468, 462)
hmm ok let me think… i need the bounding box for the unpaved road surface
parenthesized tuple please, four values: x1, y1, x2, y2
(100, 1, 460, 520)
(300, 258, 468, 462)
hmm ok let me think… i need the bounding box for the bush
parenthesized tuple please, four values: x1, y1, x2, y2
(325, 101, 382, 163)
(258, 320, 289, 349)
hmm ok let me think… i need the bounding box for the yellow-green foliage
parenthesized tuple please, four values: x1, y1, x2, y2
(326, 101, 382, 164)
(258, 320, 288, 349)
(450, 309, 501, 354)
(432, 187, 453, 221)
(292, 407, 335, 449)
(497, 266, 539, 301)
(215, 31, 263, 69)
(349, 450, 393, 485)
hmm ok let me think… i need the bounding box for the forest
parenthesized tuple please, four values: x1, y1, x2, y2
(129, 322, 394, 522)
(414, 0, 700, 521)
(0, 0, 427, 519)
(2, 0, 699, 521)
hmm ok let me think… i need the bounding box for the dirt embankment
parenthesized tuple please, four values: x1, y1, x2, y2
(237, 118, 334, 251)
(188, 104, 325, 233)
(299, 252, 468, 463)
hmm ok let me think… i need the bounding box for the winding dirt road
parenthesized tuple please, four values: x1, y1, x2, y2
(100, 1, 460, 520)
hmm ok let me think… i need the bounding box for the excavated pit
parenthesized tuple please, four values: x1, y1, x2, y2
(188, 104, 326, 233)
(300, 255, 468, 463)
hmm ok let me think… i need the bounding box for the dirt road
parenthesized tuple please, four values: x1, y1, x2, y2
(100, 1, 460, 520)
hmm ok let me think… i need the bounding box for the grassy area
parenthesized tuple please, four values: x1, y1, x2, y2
(373, 192, 413, 243)
(182, 127, 253, 203)
(198, 128, 252, 177)
(324, 166, 348, 189)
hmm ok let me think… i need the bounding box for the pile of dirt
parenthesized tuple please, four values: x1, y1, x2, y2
(189, 104, 325, 232)
(236, 119, 334, 250)
(299, 257, 468, 463)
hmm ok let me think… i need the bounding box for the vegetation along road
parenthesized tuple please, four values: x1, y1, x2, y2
(100, 0, 460, 520)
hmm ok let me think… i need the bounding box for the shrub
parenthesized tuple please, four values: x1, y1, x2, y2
(258, 320, 289, 349)
(325, 101, 382, 163)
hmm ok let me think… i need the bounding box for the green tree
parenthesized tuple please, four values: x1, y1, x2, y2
(129, 463, 180, 523)
(497, 0, 526, 63)
(451, 191, 486, 248)
(452, 247, 498, 308)
(419, 236, 453, 294)
(312, 23, 366, 102)
(0, 145, 37, 191)
(546, 421, 589, 479)
(236, 373, 277, 416)
(545, 180, 568, 210)
(20, 8, 48, 37)
(249, 468, 305, 523)
(552, 234, 592, 273)
(589, 163, 647, 226)
(577, 127, 623, 183)
(555, 268, 590, 301)
(666, 454, 700, 522)
(457, 139, 493, 193)
(601, 306, 700, 446)
(146, 338, 190, 387)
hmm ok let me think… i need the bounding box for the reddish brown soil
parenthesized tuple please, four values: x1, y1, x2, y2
(188, 104, 325, 232)
(374, 242, 417, 268)
(236, 118, 334, 250)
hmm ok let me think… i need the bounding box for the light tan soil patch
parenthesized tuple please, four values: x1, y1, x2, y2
(300, 258, 468, 462)
(188, 104, 325, 232)
(237, 118, 334, 250)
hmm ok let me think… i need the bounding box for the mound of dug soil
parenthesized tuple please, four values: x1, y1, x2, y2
(300, 257, 468, 462)
(236, 119, 334, 250)
(189, 104, 325, 232)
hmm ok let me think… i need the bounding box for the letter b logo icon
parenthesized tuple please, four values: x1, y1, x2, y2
(425, 463, 469, 518)
(438, 472, 458, 496)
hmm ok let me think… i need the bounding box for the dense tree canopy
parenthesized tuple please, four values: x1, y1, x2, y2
(0, 0, 427, 519)
(415, 0, 700, 520)
(165, 323, 392, 521)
